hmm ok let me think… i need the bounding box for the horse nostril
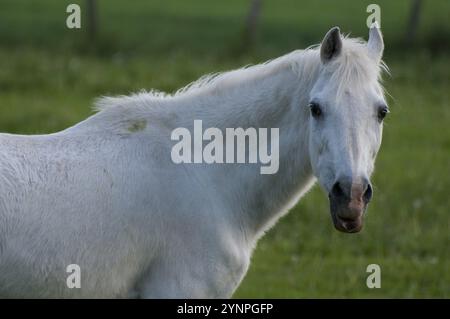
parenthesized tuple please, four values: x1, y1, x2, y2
(331, 182, 345, 198)
(363, 183, 373, 202)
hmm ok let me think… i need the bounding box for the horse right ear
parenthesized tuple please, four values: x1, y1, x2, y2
(367, 22, 384, 63)
(320, 27, 342, 64)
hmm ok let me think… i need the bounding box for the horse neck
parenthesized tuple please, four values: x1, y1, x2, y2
(174, 51, 321, 242)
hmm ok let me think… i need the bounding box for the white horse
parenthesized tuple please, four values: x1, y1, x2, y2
(0, 26, 388, 298)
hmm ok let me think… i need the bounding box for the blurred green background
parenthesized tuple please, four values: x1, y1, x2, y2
(0, 0, 448, 298)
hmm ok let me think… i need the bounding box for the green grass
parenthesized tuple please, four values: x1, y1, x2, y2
(0, 0, 448, 298)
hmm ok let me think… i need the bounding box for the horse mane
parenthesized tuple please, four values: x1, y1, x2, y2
(93, 53, 304, 112)
(94, 36, 388, 112)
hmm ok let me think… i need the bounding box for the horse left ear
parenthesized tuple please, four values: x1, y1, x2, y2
(320, 27, 342, 64)
(368, 22, 384, 62)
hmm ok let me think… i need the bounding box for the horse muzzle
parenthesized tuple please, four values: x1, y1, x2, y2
(328, 176, 373, 233)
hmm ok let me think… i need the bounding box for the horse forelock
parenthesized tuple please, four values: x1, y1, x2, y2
(323, 37, 389, 101)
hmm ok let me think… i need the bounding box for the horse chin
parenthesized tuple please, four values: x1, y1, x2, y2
(329, 202, 365, 233)
(331, 213, 363, 233)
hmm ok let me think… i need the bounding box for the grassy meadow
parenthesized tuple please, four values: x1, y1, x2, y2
(0, 0, 448, 297)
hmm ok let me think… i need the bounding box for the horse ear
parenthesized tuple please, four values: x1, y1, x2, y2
(367, 22, 384, 62)
(320, 26, 342, 64)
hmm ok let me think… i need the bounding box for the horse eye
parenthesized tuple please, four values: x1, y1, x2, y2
(377, 106, 389, 122)
(309, 102, 322, 118)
